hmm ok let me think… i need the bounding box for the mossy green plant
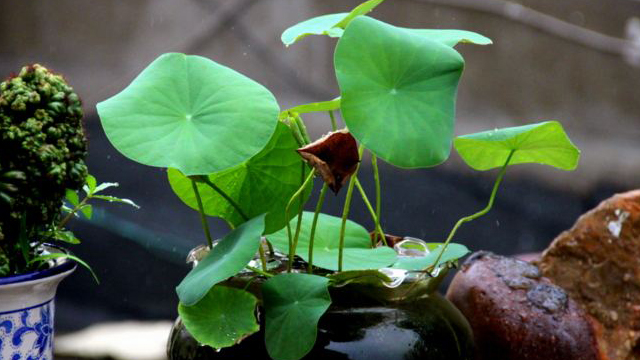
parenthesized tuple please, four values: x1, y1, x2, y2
(0, 64, 137, 277)
(0, 64, 87, 273)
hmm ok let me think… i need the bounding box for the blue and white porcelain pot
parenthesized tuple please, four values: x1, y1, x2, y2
(0, 246, 75, 360)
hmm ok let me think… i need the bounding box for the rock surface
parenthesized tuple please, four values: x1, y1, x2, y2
(446, 251, 603, 360)
(540, 190, 640, 360)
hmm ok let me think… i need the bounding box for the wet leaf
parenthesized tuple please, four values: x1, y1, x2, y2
(454, 121, 580, 171)
(176, 214, 266, 306)
(263, 273, 331, 360)
(297, 130, 359, 194)
(179, 286, 259, 350)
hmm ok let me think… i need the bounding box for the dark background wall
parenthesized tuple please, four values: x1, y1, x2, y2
(1, 0, 638, 331)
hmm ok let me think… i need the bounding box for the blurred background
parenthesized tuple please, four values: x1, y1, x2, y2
(1, 0, 639, 357)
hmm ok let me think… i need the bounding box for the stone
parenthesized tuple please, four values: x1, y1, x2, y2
(540, 190, 640, 360)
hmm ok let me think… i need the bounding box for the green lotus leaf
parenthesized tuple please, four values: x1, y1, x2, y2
(97, 53, 279, 175)
(168, 122, 309, 234)
(284, 97, 341, 114)
(267, 212, 397, 271)
(392, 242, 469, 271)
(178, 286, 259, 349)
(281, 13, 347, 46)
(406, 29, 492, 47)
(454, 121, 581, 171)
(335, 16, 464, 168)
(176, 214, 266, 306)
(263, 273, 331, 360)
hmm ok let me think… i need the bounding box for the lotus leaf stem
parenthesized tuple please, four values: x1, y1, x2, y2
(285, 168, 316, 272)
(308, 183, 329, 273)
(429, 150, 516, 272)
(329, 111, 338, 131)
(191, 179, 214, 249)
(338, 145, 364, 272)
(354, 178, 387, 247)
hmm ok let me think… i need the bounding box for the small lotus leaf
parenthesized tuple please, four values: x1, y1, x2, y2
(263, 273, 331, 360)
(335, 16, 464, 168)
(168, 122, 308, 234)
(281, 13, 347, 46)
(176, 214, 266, 306)
(267, 212, 397, 271)
(178, 286, 259, 349)
(97, 53, 279, 175)
(454, 121, 581, 171)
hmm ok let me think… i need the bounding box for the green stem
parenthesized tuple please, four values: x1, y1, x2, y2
(191, 179, 214, 249)
(285, 116, 305, 147)
(354, 178, 387, 247)
(201, 178, 249, 221)
(58, 196, 89, 230)
(372, 154, 382, 243)
(258, 241, 268, 273)
(338, 146, 364, 272)
(286, 168, 316, 272)
(246, 265, 274, 278)
(328, 111, 337, 131)
(308, 183, 329, 273)
(429, 150, 515, 272)
(294, 115, 311, 144)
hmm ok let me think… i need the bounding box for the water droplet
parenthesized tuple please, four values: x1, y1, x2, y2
(394, 238, 429, 257)
(380, 268, 407, 288)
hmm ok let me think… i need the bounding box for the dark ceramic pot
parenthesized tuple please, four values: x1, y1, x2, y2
(167, 270, 475, 360)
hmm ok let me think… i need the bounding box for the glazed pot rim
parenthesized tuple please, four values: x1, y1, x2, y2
(0, 243, 77, 286)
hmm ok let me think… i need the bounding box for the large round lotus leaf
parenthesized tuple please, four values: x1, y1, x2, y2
(335, 16, 464, 168)
(168, 122, 309, 234)
(97, 53, 279, 175)
(267, 212, 397, 271)
(454, 121, 581, 171)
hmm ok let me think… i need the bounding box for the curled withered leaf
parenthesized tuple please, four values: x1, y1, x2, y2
(297, 129, 359, 194)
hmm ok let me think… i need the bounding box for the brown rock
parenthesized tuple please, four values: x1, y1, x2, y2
(447, 251, 604, 360)
(540, 190, 640, 360)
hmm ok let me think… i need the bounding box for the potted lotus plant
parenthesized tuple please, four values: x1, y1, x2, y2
(96, 0, 581, 359)
(0, 64, 137, 360)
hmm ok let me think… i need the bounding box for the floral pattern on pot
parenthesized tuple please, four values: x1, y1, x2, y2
(0, 300, 54, 360)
